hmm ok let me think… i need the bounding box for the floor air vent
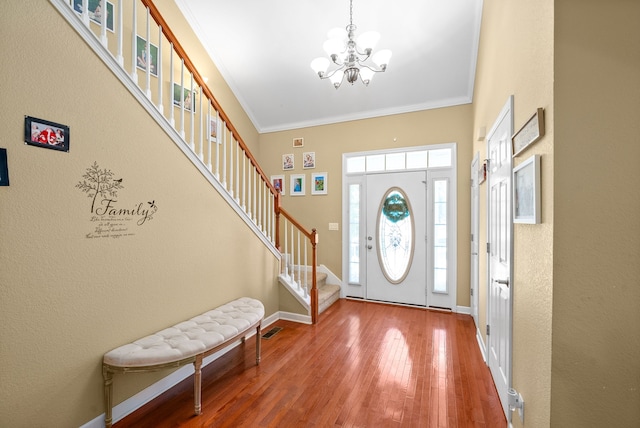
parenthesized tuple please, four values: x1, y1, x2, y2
(261, 327, 283, 339)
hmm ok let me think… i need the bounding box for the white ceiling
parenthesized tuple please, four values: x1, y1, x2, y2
(175, 0, 483, 133)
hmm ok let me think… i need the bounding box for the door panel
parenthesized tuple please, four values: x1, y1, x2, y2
(487, 97, 514, 418)
(366, 171, 426, 306)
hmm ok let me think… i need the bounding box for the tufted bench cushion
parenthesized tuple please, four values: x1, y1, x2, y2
(102, 297, 264, 427)
(103, 297, 264, 367)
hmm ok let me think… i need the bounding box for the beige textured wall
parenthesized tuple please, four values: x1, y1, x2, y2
(259, 105, 474, 307)
(472, 0, 554, 427)
(0, 1, 278, 426)
(552, 1, 640, 426)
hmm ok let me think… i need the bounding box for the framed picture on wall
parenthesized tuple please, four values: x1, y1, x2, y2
(136, 36, 158, 77)
(282, 153, 294, 170)
(173, 83, 196, 112)
(290, 174, 305, 196)
(513, 154, 541, 224)
(311, 172, 328, 195)
(0, 148, 9, 186)
(271, 175, 285, 195)
(24, 116, 70, 152)
(73, 0, 115, 32)
(303, 152, 316, 169)
(293, 137, 304, 148)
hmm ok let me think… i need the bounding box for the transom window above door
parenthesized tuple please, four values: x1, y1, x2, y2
(346, 147, 453, 174)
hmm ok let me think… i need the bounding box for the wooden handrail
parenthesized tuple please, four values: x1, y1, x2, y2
(141, 0, 278, 197)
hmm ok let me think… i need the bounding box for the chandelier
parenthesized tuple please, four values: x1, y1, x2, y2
(310, 0, 392, 89)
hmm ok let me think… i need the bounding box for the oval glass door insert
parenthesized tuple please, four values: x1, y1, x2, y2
(377, 188, 415, 283)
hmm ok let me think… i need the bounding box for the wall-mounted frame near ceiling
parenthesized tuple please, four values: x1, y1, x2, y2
(512, 108, 545, 157)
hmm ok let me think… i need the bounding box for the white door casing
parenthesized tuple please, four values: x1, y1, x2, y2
(486, 96, 514, 418)
(471, 152, 480, 328)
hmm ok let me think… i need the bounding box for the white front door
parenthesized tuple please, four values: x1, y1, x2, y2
(470, 152, 480, 328)
(487, 97, 514, 417)
(365, 171, 426, 306)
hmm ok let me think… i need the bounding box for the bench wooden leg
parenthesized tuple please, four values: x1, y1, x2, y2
(256, 324, 261, 365)
(193, 355, 203, 415)
(103, 366, 113, 428)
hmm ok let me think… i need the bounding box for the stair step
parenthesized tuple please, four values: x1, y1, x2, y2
(318, 283, 341, 314)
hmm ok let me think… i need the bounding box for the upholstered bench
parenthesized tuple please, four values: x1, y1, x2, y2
(102, 297, 264, 428)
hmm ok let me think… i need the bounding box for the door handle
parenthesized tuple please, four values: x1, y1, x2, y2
(494, 278, 509, 286)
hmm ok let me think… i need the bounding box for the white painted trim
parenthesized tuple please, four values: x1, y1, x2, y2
(278, 311, 312, 324)
(476, 328, 487, 363)
(456, 305, 471, 315)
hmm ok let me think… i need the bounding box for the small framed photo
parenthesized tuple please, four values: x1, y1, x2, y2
(25, 116, 70, 152)
(282, 153, 294, 170)
(513, 154, 541, 224)
(207, 114, 220, 143)
(136, 36, 158, 76)
(173, 83, 196, 112)
(74, 0, 115, 32)
(293, 137, 304, 148)
(271, 174, 285, 195)
(303, 152, 316, 169)
(0, 148, 9, 186)
(290, 174, 305, 196)
(311, 172, 328, 195)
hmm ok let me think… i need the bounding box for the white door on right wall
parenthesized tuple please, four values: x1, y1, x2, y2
(487, 96, 514, 419)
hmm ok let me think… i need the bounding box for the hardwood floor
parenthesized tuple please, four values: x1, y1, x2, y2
(115, 299, 506, 427)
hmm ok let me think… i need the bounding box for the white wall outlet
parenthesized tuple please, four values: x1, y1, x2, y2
(328, 222, 339, 231)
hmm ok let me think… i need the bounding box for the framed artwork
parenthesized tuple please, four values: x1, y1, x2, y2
(24, 116, 70, 152)
(73, 0, 115, 32)
(207, 114, 220, 143)
(512, 108, 545, 157)
(311, 172, 328, 195)
(173, 83, 196, 112)
(513, 154, 541, 224)
(290, 174, 305, 196)
(0, 148, 8, 186)
(282, 153, 294, 170)
(303, 152, 316, 169)
(271, 175, 285, 195)
(293, 137, 304, 148)
(136, 36, 158, 77)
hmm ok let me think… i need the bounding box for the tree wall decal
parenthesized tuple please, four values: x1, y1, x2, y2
(76, 161, 124, 213)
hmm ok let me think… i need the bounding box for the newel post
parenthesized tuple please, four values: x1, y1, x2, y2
(274, 192, 281, 251)
(311, 228, 318, 324)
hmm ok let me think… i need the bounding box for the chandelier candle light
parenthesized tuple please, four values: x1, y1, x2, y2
(310, 0, 392, 89)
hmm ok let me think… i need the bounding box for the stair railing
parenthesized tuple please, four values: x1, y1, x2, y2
(53, 0, 320, 323)
(275, 202, 319, 324)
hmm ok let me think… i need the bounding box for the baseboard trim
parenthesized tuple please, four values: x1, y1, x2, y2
(456, 305, 471, 315)
(476, 327, 487, 363)
(278, 311, 312, 324)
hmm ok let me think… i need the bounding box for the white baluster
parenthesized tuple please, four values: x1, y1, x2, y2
(81, 0, 90, 26)
(222, 124, 227, 190)
(235, 145, 240, 203)
(229, 136, 234, 198)
(130, 1, 137, 80)
(283, 218, 288, 277)
(304, 240, 309, 297)
(179, 62, 185, 138)
(100, 0, 107, 46)
(207, 103, 212, 170)
(169, 45, 175, 127)
(296, 229, 301, 289)
(215, 117, 220, 179)
(189, 73, 195, 150)
(198, 89, 204, 161)
(144, 8, 151, 99)
(156, 26, 163, 114)
(242, 153, 246, 211)
(116, 0, 123, 66)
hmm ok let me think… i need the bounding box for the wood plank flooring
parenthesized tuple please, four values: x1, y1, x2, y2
(115, 299, 506, 427)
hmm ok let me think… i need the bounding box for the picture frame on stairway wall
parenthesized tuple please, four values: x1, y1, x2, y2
(73, 0, 115, 32)
(173, 83, 196, 112)
(271, 175, 285, 195)
(290, 174, 305, 196)
(136, 36, 158, 77)
(24, 116, 70, 152)
(311, 172, 328, 195)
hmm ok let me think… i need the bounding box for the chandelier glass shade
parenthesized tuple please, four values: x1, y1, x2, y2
(310, 0, 392, 89)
